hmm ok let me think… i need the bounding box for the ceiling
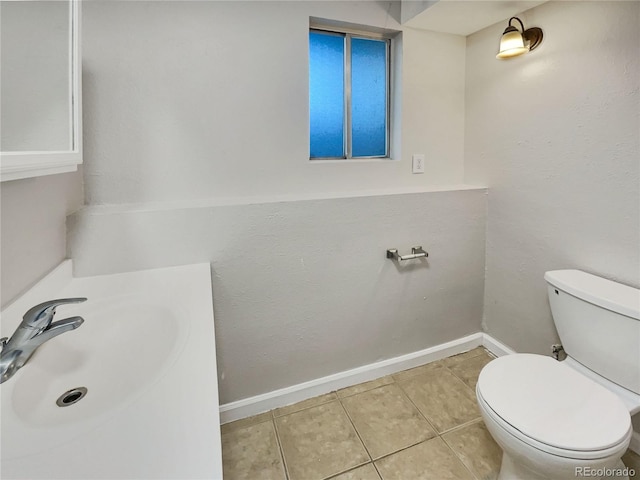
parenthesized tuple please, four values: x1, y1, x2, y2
(403, 0, 548, 36)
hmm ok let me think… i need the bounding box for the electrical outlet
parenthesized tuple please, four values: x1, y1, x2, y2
(412, 154, 425, 174)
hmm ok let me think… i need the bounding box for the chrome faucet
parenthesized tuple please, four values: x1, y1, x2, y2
(0, 298, 86, 384)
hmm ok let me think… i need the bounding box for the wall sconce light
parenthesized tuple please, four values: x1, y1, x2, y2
(496, 17, 543, 59)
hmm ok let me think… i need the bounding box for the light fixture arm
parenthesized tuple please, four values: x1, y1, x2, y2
(508, 16, 525, 33)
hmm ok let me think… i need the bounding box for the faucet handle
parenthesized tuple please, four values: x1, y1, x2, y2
(22, 298, 87, 331)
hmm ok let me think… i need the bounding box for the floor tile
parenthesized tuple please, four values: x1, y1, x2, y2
(221, 420, 286, 480)
(623, 449, 640, 477)
(375, 437, 474, 480)
(442, 420, 502, 480)
(341, 384, 436, 459)
(338, 376, 394, 398)
(274, 391, 337, 417)
(440, 347, 487, 368)
(447, 352, 494, 390)
(221, 411, 272, 434)
(276, 400, 369, 480)
(391, 361, 443, 383)
(398, 367, 480, 433)
(329, 463, 381, 480)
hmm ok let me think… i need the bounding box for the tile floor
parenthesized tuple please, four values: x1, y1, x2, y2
(221, 347, 640, 480)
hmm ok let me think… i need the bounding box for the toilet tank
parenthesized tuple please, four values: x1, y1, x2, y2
(545, 270, 640, 395)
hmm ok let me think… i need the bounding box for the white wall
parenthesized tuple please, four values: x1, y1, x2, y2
(400, 1, 436, 24)
(465, 1, 640, 354)
(1, 171, 83, 308)
(0, 0, 83, 308)
(1, 1, 71, 152)
(82, 1, 466, 204)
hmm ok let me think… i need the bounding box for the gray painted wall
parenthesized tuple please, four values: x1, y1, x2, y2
(1, 171, 83, 308)
(75, 0, 484, 404)
(465, 2, 639, 355)
(68, 190, 487, 403)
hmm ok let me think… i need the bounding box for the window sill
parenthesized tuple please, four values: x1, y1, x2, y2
(79, 185, 488, 215)
(309, 157, 398, 163)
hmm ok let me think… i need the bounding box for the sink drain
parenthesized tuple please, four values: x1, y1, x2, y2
(56, 387, 87, 407)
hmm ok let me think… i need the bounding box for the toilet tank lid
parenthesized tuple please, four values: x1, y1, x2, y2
(545, 270, 640, 320)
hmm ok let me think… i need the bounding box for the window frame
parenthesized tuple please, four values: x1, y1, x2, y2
(309, 26, 392, 160)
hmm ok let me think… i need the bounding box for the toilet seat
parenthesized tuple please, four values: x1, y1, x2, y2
(477, 354, 632, 458)
(477, 387, 631, 460)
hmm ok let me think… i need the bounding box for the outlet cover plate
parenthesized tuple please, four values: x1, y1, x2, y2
(412, 154, 425, 174)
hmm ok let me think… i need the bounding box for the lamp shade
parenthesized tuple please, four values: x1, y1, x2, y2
(496, 27, 529, 59)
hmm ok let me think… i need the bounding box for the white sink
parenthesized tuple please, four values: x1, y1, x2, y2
(1, 262, 222, 479)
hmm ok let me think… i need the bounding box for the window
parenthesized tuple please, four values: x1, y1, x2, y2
(309, 28, 390, 159)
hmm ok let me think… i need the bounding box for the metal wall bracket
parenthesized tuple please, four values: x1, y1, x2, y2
(551, 344, 565, 361)
(386, 246, 428, 261)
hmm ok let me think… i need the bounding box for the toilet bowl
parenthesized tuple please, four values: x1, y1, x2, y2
(477, 354, 632, 480)
(477, 270, 640, 480)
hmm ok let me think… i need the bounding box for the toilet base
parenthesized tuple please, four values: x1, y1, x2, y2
(497, 453, 546, 480)
(498, 453, 630, 480)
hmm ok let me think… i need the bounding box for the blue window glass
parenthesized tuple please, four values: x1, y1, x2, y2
(309, 29, 389, 159)
(309, 31, 345, 158)
(351, 38, 387, 157)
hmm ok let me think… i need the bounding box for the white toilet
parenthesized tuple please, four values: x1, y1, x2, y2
(477, 270, 640, 480)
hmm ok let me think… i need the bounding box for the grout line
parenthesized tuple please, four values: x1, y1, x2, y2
(336, 395, 375, 463)
(272, 417, 291, 480)
(321, 459, 371, 480)
(371, 435, 441, 463)
(439, 417, 483, 436)
(444, 365, 472, 390)
(372, 437, 436, 462)
(437, 353, 483, 372)
(324, 462, 377, 480)
(336, 376, 396, 399)
(390, 362, 444, 384)
(276, 399, 370, 480)
(230, 349, 492, 480)
(339, 383, 441, 462)
(440, 432, 481, 480)
(393, 365, 483, 437)
(371, 460, 384, 480)
(338, 381, 396, 401)
(444, 352, 497, 397)
(434, 365, 484, 434)
(220, 414, 272, 434)
(272, 393, 338, 419)
(483, 347, 497, 359)
(337, 383, 459, 477)
(393, 377, 440, 437)
(440, 362, 479, 396)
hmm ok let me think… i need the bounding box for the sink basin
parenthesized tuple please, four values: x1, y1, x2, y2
(10, 297, 184, 429)
(1, 261, 221, 479)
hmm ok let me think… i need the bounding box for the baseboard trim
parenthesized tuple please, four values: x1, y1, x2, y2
(220, 331, 640, 451)
(630, 431, 640, 455)
(481, 333, 517, 357)
(219, 332, 513, 424)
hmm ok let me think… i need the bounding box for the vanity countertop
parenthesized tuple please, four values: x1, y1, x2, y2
(1, 261, 222, 479)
